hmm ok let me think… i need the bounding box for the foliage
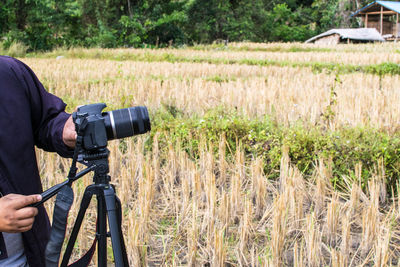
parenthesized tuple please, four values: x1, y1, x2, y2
(0, 0, 365, 50)
(264, 4, 316, 42)
(0, 40, 28, 57)
(150, 106, 400, 192)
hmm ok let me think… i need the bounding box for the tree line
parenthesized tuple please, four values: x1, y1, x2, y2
(0, 0, 371, 51)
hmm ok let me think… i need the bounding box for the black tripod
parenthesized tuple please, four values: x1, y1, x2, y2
(39, 103, 150, 267)
(59, 149, 129, 267)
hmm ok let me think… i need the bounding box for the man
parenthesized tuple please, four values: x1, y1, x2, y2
(0, 55, 76, 266)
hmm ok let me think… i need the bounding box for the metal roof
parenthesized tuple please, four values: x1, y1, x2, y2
(305, 28, 385, 43)
(351, 1, 400, 17)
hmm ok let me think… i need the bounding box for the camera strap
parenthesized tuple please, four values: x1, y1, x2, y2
(45, 184, 98, 267)
(46, 127, 97, 266)
(45, 185, 74, 267)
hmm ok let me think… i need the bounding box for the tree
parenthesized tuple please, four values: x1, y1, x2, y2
(0, 0, 373, 50)
(184, 0, 233, 43)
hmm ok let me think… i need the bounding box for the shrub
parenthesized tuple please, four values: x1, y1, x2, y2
(149, 106, 400, 193)
(6, 41, 28, 57)
(0, 40, 28, 57)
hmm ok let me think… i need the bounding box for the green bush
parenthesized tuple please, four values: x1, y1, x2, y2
(149, 106, 400, 193)
(6, 41, 28, 57)
(118, 15, 145, 47)
(0, 40, 28, 57)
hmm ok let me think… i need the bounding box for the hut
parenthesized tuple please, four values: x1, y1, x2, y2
(351, 1, 400, 40)
(305, 28, 385, 44)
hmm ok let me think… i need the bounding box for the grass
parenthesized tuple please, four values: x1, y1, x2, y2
(20, 42, 400, 266)
(0, 41, 28, 58)
(20, 57, 400, 130)
(150, 107, 400, 190)
(29, 47, 400, 76)
(38, 139, 400, 266)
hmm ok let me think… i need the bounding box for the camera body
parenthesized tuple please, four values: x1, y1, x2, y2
(73, 103, 108, 150)
(73, 103, 151, 151)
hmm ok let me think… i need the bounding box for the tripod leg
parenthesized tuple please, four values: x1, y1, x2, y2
(97, 193, 108, 267)
(115, 196, 129, 266)
(60, 186, 95, 267)
(104, 186, 128, 267)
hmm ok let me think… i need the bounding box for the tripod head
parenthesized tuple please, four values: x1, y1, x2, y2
(71, 103, 109, 184)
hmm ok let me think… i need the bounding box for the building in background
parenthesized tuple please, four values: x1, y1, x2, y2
(351, 1, 400, 40)
(305, 28, 385, 44)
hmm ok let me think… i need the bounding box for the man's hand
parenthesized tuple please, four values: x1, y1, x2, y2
(63, 115, 77, 148)
(0, 194, 42, 233)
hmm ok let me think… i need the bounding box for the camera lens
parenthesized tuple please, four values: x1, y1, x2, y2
(103, 106, 151, 140)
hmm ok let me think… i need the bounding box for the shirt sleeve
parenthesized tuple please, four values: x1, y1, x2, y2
(11, 58, 74, 158)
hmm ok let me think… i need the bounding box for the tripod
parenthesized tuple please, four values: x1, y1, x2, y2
(40, 103, 150, 267)
(59, 149, 129, 267)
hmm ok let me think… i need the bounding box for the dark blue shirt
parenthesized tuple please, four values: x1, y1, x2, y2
(0, 56, 72, 266)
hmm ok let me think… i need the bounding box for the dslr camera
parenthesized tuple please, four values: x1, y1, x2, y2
(74, 103, 151, 151)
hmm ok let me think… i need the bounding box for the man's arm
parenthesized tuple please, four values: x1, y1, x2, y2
(0, 194, 41, 233)
(10, 58, 76, 155)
